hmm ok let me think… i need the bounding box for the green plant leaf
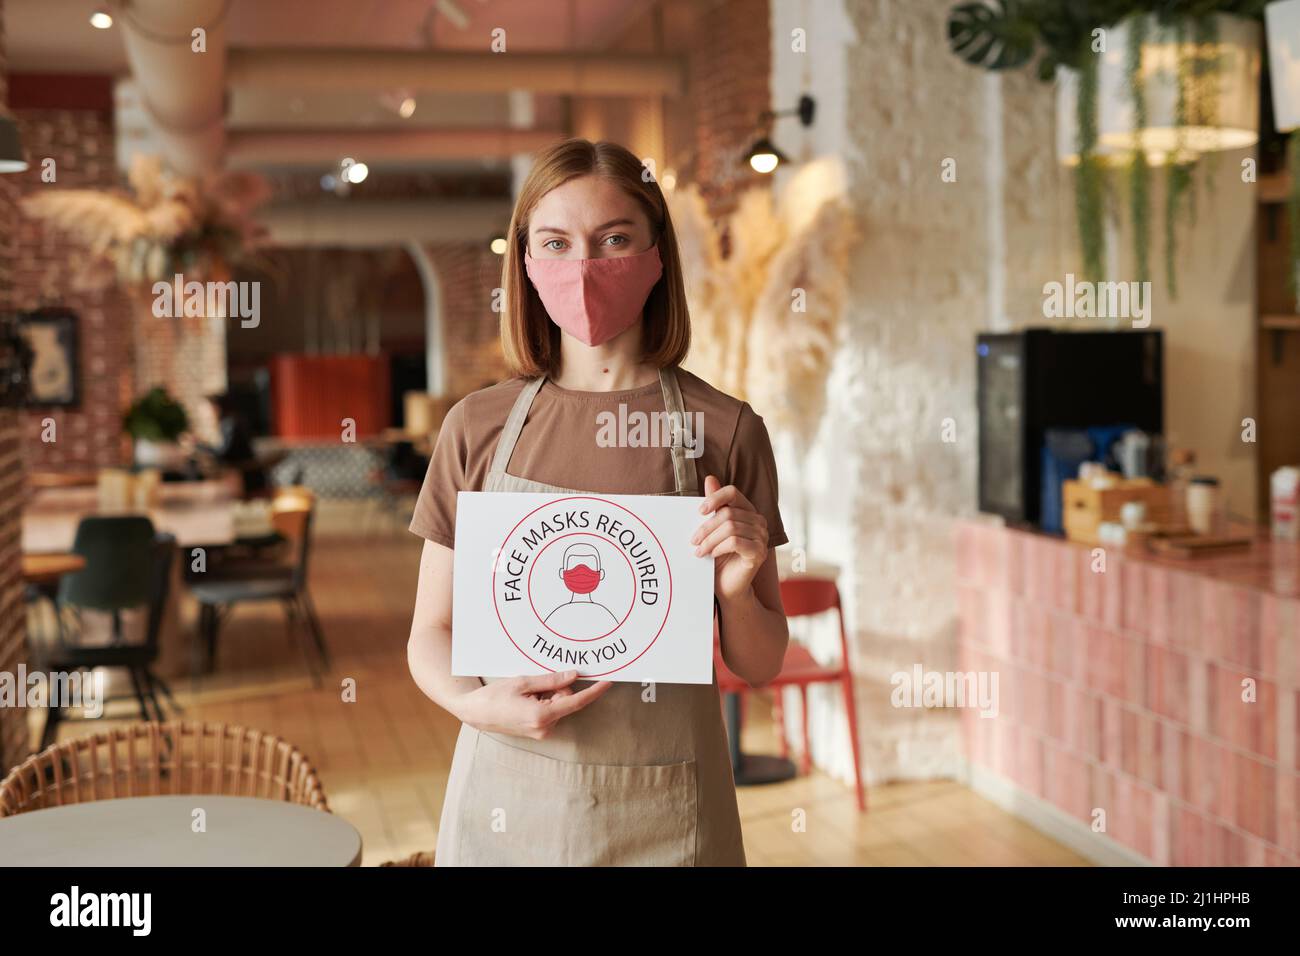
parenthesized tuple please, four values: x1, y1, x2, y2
(122, 386, 190, 443)
(1075, 42, 1106, 283)
(948, 1, 1037, 71)
(1128, 12, 1151, 284)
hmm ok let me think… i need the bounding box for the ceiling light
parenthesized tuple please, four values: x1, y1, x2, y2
(1095, 16, 1259, 155)
(89, 9, 113, 29)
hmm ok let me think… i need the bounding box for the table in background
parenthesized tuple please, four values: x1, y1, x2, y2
(27, 470, 98, 491)
(0, 795, 362, 866)
(22, 553, 86, 588)
(22, 479, 240, 555)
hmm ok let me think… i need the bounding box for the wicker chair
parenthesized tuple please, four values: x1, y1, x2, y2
(380, 850, 436, 867)
(0, 721, 329, 817)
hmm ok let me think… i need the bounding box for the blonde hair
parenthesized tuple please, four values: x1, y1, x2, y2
(500, 138, 691, 378)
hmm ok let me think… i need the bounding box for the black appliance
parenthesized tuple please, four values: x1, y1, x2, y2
(976, 328, 1163, 525)
(389, 352, 428, 429)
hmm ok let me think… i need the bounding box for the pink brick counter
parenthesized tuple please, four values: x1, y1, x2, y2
(956, 519, 1299, 866)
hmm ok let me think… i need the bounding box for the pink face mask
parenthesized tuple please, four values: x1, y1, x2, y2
(561, 563, 602, 594)
(524, 244, 663, 347)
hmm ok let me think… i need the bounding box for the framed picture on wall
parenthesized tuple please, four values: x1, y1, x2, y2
(19, 308, 79, 407)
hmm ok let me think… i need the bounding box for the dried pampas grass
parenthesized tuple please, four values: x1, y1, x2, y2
(19, 191, 148, 256)
(668, 165, 855, 452)
(19, 153, 270, 288)
(745, 195, 854, 450)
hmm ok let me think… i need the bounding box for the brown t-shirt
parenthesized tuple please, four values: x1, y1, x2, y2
(409, 366, 788, 551)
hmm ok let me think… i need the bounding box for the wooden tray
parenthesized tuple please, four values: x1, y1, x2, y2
(1146, 533, 1252, 558)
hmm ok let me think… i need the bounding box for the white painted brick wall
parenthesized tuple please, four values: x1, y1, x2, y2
(769, 0, 1256, 787)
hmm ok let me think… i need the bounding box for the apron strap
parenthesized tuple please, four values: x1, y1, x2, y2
(659, 366, 699, 496)
(488, 375, 547, 477)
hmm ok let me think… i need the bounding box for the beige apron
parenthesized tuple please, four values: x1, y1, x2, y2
(434, 366, 746, 867)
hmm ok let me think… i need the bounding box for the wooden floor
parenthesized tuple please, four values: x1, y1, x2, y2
(29, 500, 1088, 867)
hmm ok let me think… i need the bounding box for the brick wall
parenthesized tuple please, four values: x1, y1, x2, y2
(420, 242, 506, 397)
(591, 0, 771, 224)
(0, 0, 32, 773)
(10, 107, 134, 469)
(687, 0, 771, 220)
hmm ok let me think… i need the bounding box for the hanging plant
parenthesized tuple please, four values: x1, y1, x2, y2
(1076, 45, 1107, 281)
(947, 1, 1273, 296)
(947, 0, 1039, 72)
(19, 154, 270, 294)
(1128, 13, 1152, 284)
(1166, 18, 1196, 296)
(1192, 13, 1224, 193)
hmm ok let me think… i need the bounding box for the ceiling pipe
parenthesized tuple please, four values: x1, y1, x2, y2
(116, 0, 228, 175)
(227, 127, 563, 167)
(227, 49, 686, 97)
(257, 198, 513, 246)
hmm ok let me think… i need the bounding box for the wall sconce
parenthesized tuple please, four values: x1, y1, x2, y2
(0, 115, 28, 173)
(743, 94, 816, 174)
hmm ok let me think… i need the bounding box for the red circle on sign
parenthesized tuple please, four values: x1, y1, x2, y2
(490, 496, 674, 677)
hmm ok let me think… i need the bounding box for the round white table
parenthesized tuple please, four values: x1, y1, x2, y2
(0, 795, 363, 866)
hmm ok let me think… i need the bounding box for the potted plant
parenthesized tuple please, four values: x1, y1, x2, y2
(123, 386, 189, 469)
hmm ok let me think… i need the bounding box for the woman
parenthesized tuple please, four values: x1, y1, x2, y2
(407, 138, 790, 867)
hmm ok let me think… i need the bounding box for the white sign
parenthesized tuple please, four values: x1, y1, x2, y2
(452, 491, 715, 684)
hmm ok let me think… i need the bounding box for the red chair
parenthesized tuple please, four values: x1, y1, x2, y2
(714, 576, 866, 810)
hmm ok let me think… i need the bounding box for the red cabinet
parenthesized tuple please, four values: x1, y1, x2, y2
(270, 354, 390, 439)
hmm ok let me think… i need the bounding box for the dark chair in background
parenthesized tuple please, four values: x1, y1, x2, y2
(368, 439, 427, 531)
(188, 489, 329, 686)
(40, 522, 179, 748)
(58, 516, 154, 644)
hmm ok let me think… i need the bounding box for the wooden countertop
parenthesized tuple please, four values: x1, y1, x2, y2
(977, 517, 1300, 599)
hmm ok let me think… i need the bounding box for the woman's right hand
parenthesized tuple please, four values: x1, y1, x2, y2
(453, 670, 613, 740)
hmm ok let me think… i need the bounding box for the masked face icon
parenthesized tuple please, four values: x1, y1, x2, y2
(560, 544, 604, 594)
(539, 541, 619, 640)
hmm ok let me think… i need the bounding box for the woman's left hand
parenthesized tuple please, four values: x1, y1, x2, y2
(692, 474, 769, 602)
